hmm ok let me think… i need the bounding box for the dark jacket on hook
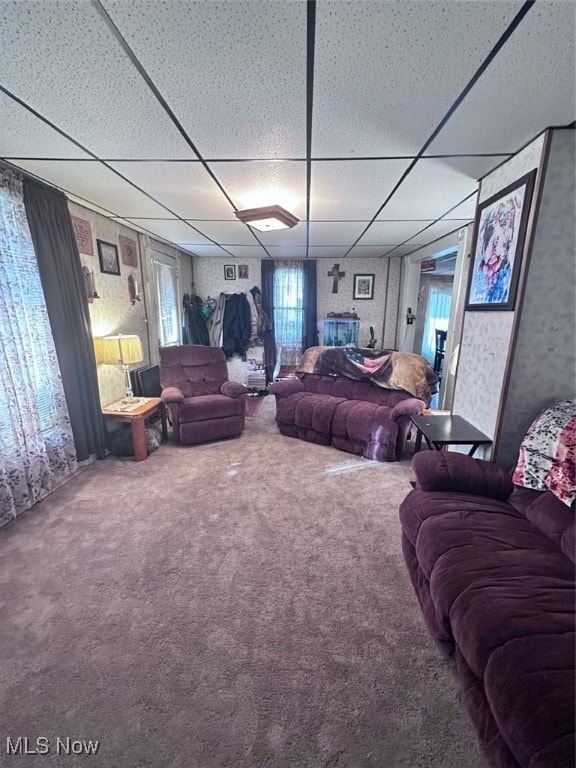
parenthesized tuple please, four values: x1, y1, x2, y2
(183, 293, 210, 346)
(222, 293, 251, 360)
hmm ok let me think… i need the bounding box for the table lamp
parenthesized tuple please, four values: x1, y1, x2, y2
(95, 333, 143, 400)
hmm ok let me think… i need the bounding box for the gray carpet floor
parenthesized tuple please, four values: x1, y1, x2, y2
(0, 397, 487, 768)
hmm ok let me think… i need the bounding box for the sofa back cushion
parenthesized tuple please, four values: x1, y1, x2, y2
(300, 374, 409, 407)
(524, 491, 575, 558)
(160, 345, 228, 398)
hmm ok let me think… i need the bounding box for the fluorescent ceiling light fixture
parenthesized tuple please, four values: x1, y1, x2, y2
(235, 204, 299, 232)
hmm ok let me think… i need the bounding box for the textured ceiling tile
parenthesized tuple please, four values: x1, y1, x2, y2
(429, 2, 576, 154)
(124, 219, 213, 246)
(0, 0, 195, 158)
(184, 221, 263, 247)
(309, 221, 370, 246)
(408, 219, 470, 244)
(13, 160, 173, 218)
(377, 158, 479, 220)
(311, 159, 410, 220)
(214, 161, 306, 219)
(0, 91, 91, 159)
(356, 220, 435, 246)
(173, 244, 233, 258)
(110, 162, 234, 220)
(102, 0, 306, 158)
(313, 0, 526, 157)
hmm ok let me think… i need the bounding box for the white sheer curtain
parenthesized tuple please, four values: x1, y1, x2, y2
(0, 169, 76, 526)
(273, 261, 304, 367)
(421, 283, 452, 365)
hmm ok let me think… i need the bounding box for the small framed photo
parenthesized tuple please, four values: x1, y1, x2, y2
(97, 240, 120, 276)
(238, 264, 249, 280)
(353, 273, 374, 300)
(465, 170, 536, 311)
(224, 264, 236, 281)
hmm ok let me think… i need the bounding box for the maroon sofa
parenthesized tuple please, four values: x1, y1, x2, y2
(269, 374, 425, 462)
(399, 451, 575, 768)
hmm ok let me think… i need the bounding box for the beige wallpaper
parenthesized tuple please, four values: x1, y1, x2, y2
(452, 134, 545, 454)
(68, 202, 150, 406)
(496, 129, 576, 466)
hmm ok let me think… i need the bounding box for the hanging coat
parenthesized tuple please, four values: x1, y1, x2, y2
(222, 293, 251, 359)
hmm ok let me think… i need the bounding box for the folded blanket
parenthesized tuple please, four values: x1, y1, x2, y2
(296, 346, 438, 405)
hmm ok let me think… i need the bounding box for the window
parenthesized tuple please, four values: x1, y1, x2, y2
(153, 252, 180, 347)
(273, 263, 303, 366)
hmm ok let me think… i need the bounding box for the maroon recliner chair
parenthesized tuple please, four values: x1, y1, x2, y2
(160, 345, 248, 445)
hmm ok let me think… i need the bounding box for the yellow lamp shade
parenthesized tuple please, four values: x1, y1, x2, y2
(95, 334, 143, 366)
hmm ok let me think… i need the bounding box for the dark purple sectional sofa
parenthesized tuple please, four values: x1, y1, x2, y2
(269, 373, 425, 462)
(399, 450, 575, 768)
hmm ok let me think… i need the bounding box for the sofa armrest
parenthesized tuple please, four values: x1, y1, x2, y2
(269, 379, 304, 397)
(161, 386, 184, 404)
(221, 381, 249, 398)
(390, 398, 426, 421)
(412, 451, 513, 500)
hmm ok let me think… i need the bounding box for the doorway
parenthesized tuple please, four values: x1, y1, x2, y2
(413, 250, 457, 408)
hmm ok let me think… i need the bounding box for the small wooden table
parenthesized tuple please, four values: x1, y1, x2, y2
(102, 397, 168, 462)
(411, 414, 492, 457)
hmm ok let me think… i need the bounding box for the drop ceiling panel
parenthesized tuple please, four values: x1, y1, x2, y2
(0, 92, 91, 159)
(313, 0, 526, 157)
(429, 2, 576, 154)
(174, 244, 234, 258)
(309, 221, 371, 246)
(307, 247, 352, 259)
(110, 162, 234, 220)
(14, 160, 174, 218)
(376, 158, 479, 220)
(102, 0, 307, 158)
(347, 244, 415, 258)
(0, 1, 195, 159)
(445, 195, 478, 220)
(310, 160, 410, 220)
(408, 219, 470, 244)
(214, 161, 307, 220)
(219, 245, 270, 259)
(183, 221, 263, 247)
(266, 246, 309, 259)
(258, 225, 306, 247)
(125, 219, 213, 246)
(357, 220, 436, 246)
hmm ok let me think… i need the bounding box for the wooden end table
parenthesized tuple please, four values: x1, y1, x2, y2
(102, 397, 168, 462)
(411, 414, 492, 457)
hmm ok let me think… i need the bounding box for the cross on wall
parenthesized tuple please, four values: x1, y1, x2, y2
(327, 263, 345, 293)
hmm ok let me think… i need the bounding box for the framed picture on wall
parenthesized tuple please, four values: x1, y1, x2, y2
(72, 216, 94, 256)
(119, 235, 138, 267)
(238, 264, 249, 279)
(465, 170, 536, 311)
(224, 264, 236, 280)
(353, 273, 374, 300)
(97, 239, 121, 276)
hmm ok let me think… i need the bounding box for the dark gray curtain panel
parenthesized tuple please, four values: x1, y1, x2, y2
(302, 259, 318, 351)
(260, 259, 276, 382)
(23, 179, 106, 460)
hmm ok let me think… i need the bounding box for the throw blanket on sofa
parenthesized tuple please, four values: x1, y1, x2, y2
(296, 346, 438, 405)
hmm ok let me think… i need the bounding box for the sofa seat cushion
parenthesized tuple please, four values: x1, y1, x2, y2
(484, 633, 575, 768)
(179, 394, 242, 423)
(276, 391, 346, 434)
(331, 399, 392, 442)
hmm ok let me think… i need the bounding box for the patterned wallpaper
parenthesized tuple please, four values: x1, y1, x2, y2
(68, 202, 150, 406)
(496, 129, 576, 465)
(452, 134, 545, 453)
(192, 255, 401, 382)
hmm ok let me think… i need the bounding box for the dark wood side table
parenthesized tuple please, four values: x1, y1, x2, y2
(102, 397, 168, 462)
(410, 414, 492, 457)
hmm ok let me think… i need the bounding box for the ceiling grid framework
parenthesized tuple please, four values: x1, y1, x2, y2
(0, 0, 574, 259)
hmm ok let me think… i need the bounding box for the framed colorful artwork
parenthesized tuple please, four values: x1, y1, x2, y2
(465, 170, 536, 311)
(97, 239, 120, 276)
